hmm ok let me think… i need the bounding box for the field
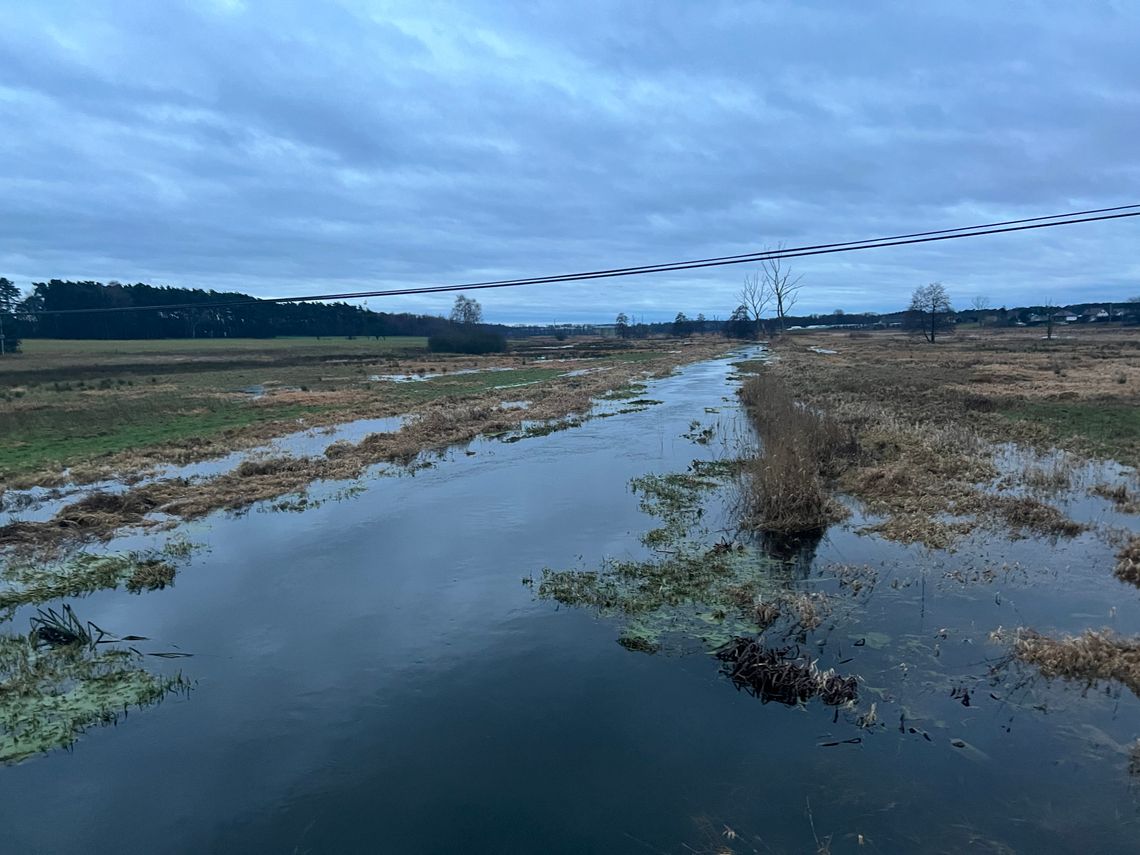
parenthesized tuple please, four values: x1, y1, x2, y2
(0, 334, 733, 554)
(738, 326, 1139, 548)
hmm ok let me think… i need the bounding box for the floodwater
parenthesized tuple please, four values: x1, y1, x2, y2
(2, 350, 1140, 853)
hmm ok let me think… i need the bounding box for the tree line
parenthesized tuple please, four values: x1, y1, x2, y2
(0, 279, 467, 348)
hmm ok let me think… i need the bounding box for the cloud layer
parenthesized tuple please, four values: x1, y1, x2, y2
(2, 0, 1138, 322)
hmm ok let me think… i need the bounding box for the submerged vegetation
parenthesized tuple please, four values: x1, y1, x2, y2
(715, 636, 858, 707)
(0, 550, 183, 610)
(1, 609, 187, 764)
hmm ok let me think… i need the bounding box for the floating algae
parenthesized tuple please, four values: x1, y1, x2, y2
(0, 617, 187, 764)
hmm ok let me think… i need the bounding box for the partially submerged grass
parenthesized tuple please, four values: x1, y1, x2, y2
(1092, 482, 1140, 514)
(0, 624, 185, 764)
(740, 335, 1092, 549)
(1000, 401, 1140, 466)
(1114, 536, 1140, 587)
(715, 636, 858, 706)
(998, 627, 1140, 697)
(2, 338, 734, 557)
(0, 550, 182, 609)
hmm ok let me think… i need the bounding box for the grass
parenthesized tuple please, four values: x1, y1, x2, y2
(741, 330, 1127, 548)
(1000, 627, 1140, 697)
(18, 336, 428, 355)
(0, 551, 182, 609)
(738, 372, 854, 532)
(1115, 536, 1140, 586)
(1000, 401, 1140, 464)
(1, 336, 730, 488)
(0, 396, 324, 479)
(0, 627, 185, 764)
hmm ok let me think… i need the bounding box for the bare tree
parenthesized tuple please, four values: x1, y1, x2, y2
(907, 282, 953, 343)
(1043, 298, 1056, 340)
(738, 270, 772, 339)
(970, 295, 991, 328)
(762, 245, 804, 332)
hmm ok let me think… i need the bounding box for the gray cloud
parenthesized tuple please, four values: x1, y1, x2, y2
(1, 0, 1138, 322)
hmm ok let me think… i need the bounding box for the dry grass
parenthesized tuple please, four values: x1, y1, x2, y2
(738, 373, 854, 532)
(1115, 536, 1140, 586)
(1, 338, 733, 557)
(1003, 627, 1140, 696)
(1092, 482, 1140, 514)
(748, 331, 1102, 548)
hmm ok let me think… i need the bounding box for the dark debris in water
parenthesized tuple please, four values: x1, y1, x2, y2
(715, 636, 858, 707)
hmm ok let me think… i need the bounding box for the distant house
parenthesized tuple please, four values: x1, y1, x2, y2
(1053, 311, 1078, 324)
(1082, 307, 1109, 321)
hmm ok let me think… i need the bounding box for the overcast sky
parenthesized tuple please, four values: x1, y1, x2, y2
(2, 1, 1139, 323)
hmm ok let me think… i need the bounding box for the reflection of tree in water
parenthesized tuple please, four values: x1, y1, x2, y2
(0, 605, 189, 764)
(747, 527, 826, 579)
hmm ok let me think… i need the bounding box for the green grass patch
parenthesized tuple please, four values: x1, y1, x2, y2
(0, 396, 326, 479)
(1000, 400, 1140, 466)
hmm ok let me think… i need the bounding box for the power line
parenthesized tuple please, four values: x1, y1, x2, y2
(12, 203, 1140, 317)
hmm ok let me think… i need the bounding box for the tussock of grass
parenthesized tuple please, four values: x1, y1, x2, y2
(1115, 536, 1140, 586)
(991, 495, 1086, 538)
(1000, 627, 1140, 695)
(1092, 482, 1140, 514)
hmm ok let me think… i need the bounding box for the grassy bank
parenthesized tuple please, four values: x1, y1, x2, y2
(0, 335, 734, 558)
(739, 327, 1138, 548)
(0, 336, 723, 488)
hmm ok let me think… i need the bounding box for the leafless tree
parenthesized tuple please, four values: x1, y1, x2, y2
(907, 282, 953, 343)
(970, 295, 991, 328)
(1043, 298, 1056, 340)
(738, 270, 772, 339)
(762, 244, 804, 332)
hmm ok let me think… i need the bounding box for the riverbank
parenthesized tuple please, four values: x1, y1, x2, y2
(0, 336, 733, 560)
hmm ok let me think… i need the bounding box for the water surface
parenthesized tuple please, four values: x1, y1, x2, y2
(2, 350, 1138, 853)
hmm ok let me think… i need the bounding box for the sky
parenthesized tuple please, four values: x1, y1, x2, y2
(2, 0, 1139, 324)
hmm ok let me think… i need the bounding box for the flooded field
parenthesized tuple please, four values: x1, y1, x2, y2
(2, 347, 1139, 853)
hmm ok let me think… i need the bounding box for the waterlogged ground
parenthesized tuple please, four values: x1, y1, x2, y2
(1, 348, 1139, 853)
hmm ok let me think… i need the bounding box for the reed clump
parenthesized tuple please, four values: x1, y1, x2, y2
(738, 373, 854, 532)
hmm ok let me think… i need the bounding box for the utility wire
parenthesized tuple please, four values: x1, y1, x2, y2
(12, 204, 1140, 317)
